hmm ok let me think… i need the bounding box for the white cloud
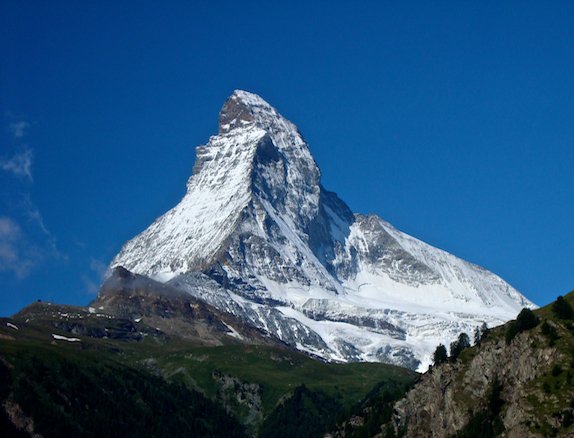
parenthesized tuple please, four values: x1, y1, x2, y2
(82, 276, 100, 296)
(89, 258, 108, 278)
(0, 148, 33, 181)
(0, 217, 20, 239)
(0, 217, 34, 278)
(0, 210, 63, 279)
(83, 258, 108, 295)
(21, 195, 57, 249)
(0, 120, 64, 277)
(0, 120, 63, 278)
(9, 121, 31, 138)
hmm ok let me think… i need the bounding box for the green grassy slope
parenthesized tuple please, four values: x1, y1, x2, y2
(148, 343, 415, 413)
(0, 339, 246, 438)
(0, 314, 417, 437)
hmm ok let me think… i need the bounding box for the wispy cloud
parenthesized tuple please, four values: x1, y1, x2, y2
(0, 218, 21, 266)
(21, 195, 59, 253)
(0, 213, 62, 278)
(0, 119, 64, 278)
(82, 277, 99, 296)
(9, 121, 31, 138)
(0, 148, 33, 181)
(0, 217, 35, 278)
(82, 258, 108, 295)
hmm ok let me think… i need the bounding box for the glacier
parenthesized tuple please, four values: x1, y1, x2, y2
(109, 90, 535, 371)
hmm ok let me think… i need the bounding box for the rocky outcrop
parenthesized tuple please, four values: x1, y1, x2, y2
(13, 266, 283, 349)
(93, 266, 281, 347)
(2, 400, 42, 438)
(389, 315, 574, 437)
(213, 371, 263, 432)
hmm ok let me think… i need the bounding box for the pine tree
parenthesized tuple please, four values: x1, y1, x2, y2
(433, 344, 448, 365)
(506, 308, 539, 344)
(473, 327, 481, 345)
(552, 296, 574, 320)
(515, 308, 539, 331)
(474, 322, 489, 345)
(450, 333, 470, 361)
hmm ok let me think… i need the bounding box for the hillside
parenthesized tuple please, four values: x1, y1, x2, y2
(0, 296, 417, 437)
(334, 290, 574, 437)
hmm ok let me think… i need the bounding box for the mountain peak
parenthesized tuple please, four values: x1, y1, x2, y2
(219, 90, 276, 134)
(231, 89, 271, 108)
(110, 92, 534, 370)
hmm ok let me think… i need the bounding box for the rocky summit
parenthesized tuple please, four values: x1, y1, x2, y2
(109, 90, 534, 370)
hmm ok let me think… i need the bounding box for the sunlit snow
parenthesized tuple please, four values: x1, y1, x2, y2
(52, 334, 81, 342)
(110, 90, 535, 371)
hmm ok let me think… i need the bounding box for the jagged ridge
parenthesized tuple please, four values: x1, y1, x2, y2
(110, 90, 534, 370)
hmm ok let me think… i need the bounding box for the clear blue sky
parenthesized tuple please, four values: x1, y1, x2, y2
(1, 1, 573, 316)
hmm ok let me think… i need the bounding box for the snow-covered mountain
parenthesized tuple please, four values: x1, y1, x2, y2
(109, 90, 534, 370)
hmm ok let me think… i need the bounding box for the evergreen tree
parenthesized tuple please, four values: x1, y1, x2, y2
(515, 307, 539, 331)
(473, 327, 481, 345)
(433, 344, 448, 365)
(506, 308, 539, 344)
(479, 322, 489, 342)
(450, 333, 470, 361)
(552, 296, 574, 320)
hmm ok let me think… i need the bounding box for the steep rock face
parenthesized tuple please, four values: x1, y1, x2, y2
(13, 267, 277, 349)
(393, 332, 558, 437)
(92, 266, 278, 347)
(110, 90, 534, 370)
(388, 304, 574, 438)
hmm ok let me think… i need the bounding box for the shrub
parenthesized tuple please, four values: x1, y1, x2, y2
(487, 376, 504, 416)
(562, 409, 574, 428)
(259, 385, 342, 438)
(505, 323, 519, 345)
(552, 365, 563, 377)
(541, 321, 560, 346)
(552, 296, 574, 320)
(454, 376, 505, 437)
